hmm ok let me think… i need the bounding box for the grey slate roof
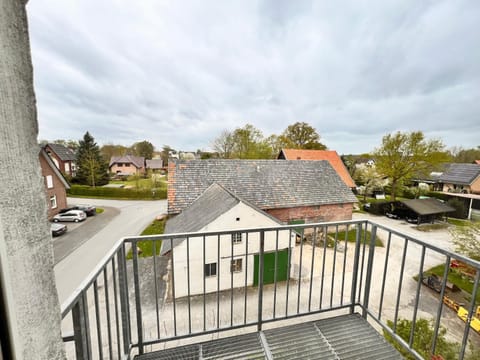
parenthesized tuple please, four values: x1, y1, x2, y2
(168, 159, 358, 214)
(401, 198, 455, 216)
(46, 143, 76, 161)
(161, 183, 283, 255)
(109, 155, 145, 168)
(438, 163, 480, 185)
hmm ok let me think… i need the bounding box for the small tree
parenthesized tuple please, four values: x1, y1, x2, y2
(75, 132, 109, 187)
(383, 318, 459, 360)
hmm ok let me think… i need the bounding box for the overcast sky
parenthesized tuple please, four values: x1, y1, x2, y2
(27, 0, 480, 154)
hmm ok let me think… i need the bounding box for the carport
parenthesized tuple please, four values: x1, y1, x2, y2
(400, 198, 455, 225)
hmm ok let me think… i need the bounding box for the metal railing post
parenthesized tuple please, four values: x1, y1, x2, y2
(117, 244, 131, 356)
(72, 292, 92, 360)
(132, 241, 144, 355)
(362, 224, 377, 318)
(257, 230, 265, 331)
(350, 223, 362, 314)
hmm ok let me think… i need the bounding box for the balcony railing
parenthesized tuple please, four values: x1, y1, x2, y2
(60, 220, 480, 359)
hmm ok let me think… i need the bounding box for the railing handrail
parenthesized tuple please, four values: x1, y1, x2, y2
(122, 218, 368, 242)
(60, 219, 480, 319)
(60, 237, 126, 317)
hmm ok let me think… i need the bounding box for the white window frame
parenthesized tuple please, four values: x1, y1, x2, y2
(204, 262, 217, 277)
(46, 175, 53, 189)
(50, 195, 57, 209)
(232, 232, 242, 244)
(230, 258, 242, 273)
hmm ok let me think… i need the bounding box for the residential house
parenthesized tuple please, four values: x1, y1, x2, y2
(39, 148, 70, 218)
(109, 155, 145, 176)
(277, 149, 356, 189)
(162, 183, 295, 297)
(43, 143, 76, 177)
(145, 158, 164, 173)
(168, 159, 357, 224)
(438, 163, 480, 194)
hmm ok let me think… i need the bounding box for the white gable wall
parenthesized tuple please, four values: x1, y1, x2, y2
(171, 201, 294, 298)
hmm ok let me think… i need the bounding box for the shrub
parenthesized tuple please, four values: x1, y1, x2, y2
(447, 197, 468, 219)
(368, 201, 390, 215)
(67, 184, 167, 200)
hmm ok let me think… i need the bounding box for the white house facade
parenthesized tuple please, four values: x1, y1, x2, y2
(162, 184, 295, 298)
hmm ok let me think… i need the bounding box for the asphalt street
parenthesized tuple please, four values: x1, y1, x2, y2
(52, 206, 120, 264)
(54, 198, 167, 305)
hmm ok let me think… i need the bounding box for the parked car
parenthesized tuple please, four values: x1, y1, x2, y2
(363, 203, 371, 212)
(50, 223, 67, 236)
(71, 204, 96, 216)
(59, 204, 96, 216)
(53, 210, 87, 223)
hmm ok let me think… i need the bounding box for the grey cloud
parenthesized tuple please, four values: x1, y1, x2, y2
(28, 0, 480, 153)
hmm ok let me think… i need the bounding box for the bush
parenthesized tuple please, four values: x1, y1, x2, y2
(67, 185, 167, 200)
(447, 197, 468, 219)
(368, 201, 390, 215)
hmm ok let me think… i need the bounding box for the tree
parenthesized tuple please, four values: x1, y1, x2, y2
(231, 124, 272, 159)
(450, 146, 480, 163)
(281, 122, 327, 150)
(160, 145, 174, 166)
(75, 132, 109, 187)
(53, 139, 79, 152)
(383, 318, 459, 360)
(373, 131, 449, 201)
(450, 221, 480, 261)
(212, 129, 235, 158)
(131, 140, 154, 159)
(355, 165, 383, 201)
(100, 143, 129, 162)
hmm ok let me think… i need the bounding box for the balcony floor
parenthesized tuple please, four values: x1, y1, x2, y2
(135, 313, 403, 359)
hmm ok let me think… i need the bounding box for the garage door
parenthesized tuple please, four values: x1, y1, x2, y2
(253, 249, 289, 286)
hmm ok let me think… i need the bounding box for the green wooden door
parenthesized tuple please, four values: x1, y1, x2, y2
(253, 249, 289, 286)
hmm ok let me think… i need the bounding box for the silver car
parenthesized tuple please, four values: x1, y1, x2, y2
(53, 209, 87, 223)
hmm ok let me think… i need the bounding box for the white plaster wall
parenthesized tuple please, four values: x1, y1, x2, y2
(0, 1, 66, 358)
(172, 202, 294, 297)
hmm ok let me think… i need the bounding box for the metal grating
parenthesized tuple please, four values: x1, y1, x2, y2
(315, 314, 403, 360)
(135, 314, 403, 360)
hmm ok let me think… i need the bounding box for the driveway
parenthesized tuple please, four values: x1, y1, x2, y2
(54, 198, 167, 304)
(52, 206, 120, 264)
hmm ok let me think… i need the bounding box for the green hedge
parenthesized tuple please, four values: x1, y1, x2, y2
(369, 201, 391, 215)
(67, 185, 167, 200)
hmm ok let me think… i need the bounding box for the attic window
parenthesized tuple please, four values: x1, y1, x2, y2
(232, 232, 242, 244)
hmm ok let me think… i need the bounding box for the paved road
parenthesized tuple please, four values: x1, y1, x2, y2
(52, 206, 120, 264)
(54, 198, 167, 305)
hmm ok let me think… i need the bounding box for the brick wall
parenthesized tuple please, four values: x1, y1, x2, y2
(167, 160, 176, 214)
(39, 154, 68, 219)
(265, 203, 354, 224)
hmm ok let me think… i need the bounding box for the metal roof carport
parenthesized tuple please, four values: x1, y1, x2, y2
(400, 198, 455, 225)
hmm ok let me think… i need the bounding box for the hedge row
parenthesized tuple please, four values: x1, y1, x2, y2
(67, 185, 167, 200)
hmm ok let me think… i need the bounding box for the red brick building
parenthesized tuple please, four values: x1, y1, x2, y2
(39, 149, 70, 219)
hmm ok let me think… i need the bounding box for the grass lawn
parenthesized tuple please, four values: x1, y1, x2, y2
(422, 264, 480, 304)
(328, 228, 383, 247)
(127, 216, 167, 259)
(447, 218, 471, 227)
(110, 176, 167, 190)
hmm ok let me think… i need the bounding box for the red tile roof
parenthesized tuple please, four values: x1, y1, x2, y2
(475, 160, 480, 165)
(278, 149, 356, 188)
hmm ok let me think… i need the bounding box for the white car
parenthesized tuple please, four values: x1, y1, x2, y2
(53, 210, 87, 223)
